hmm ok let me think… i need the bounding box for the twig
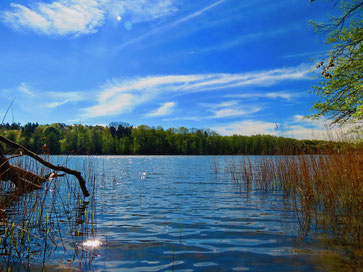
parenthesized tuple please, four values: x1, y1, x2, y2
(0, 136, 90, 197)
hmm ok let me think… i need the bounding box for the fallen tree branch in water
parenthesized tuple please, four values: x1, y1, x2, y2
(0, 135, 90, 197)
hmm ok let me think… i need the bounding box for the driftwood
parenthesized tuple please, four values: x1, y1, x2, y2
(0, 135, 90, 197)
(0, 145, 44, 191)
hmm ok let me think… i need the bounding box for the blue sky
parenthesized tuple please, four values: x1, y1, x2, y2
(0, 0, 336, 138)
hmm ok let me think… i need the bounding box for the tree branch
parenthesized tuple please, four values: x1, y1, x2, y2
(0, 136, 90, 197)
(336, 2, 363, 28)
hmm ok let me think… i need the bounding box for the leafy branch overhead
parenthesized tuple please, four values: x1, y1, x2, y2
(310, 0, 363, 124)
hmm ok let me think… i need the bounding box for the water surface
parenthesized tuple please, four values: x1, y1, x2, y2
(0, 156, 354, 271)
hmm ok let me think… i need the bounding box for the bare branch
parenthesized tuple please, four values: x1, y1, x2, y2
(0, 136, 90, 197)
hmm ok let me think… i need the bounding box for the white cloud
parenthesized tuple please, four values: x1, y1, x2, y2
(214, 120, 278, 136)
(18, 82, 34, 96)
(46, 99, 70, 109)
(266, 92, 296, 100)
(213, 115, 358, 140)
(47, 91, 86, 101)
(278, 115, 344, 140)
(44, 91, 87, 109)
(203, 100, 262, 119)
(114, 0, 226, 50)
(81, 65, 311, 119)
(1, 0, 178, 36)
(173, 0, 225, 25)
(2, 0, 104, 36)
(285, 115, 355, 140)
(214, 100, 240, 108)
(213, 118, 326, 139)
(82, 93, 134, 118)
(3, 83, 88, 112)
(212, 107, 261, 118)
(0, 82, 35, 97)
(180, 66, 311, 92)
(284, 50, 323, 59)
(146, 102, 176, 117)
(227, 91, 299, 100)
(98, 74, 204, 103)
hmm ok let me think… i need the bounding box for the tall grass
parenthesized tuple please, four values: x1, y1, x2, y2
(225, 146, 363, 251)
(0, 155, 97, 271)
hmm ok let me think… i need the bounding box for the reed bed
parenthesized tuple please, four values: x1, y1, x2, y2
(0, 155, 97, 271)
(225, 147, 363, 251)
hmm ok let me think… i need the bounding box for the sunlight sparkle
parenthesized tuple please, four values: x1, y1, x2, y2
(83, 239, 102, 248)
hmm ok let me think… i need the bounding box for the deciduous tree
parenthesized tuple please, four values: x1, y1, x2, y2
(310, 0, 362, 123)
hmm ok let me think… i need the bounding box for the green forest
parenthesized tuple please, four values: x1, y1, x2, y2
(0, 122, 340, 155)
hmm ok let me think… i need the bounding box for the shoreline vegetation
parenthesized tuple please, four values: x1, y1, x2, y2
(223, 148, 363, 254)
(0, 121, 362, 270)
(0, 154, 97, 271)
(0, 122, 355, 156)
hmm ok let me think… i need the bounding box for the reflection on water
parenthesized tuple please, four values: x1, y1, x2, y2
(83, 239, 102, 248)
(0, 156, 360, 271)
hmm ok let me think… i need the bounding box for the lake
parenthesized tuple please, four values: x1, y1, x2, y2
(0, 156, 356, 271)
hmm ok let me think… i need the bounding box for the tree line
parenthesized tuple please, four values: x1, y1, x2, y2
(0, 122, 341, 155)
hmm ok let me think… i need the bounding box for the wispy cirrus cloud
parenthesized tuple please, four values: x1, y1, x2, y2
(80, 65, 311, 119)
(1, 0, 178, 36)
(173, 0, 225, 25)
(44, 91, 87, 109)
(46, 99, 70, 109)
(163, 102, 262, 121)
(18, 82, 35, 96)
(212, 107, 261, 118)
(47, 91, 86, 102)
(1, 82, 35, 98)
(197, 24, 303, 54)
(114, 0, 227, 50)
(1, 82, 88, 110)
(83, 93, 134, 118)
(179, 66, 311, 92)
(98, 74, 205, 103)
(202, 100, 262, 119)
(146, 102, 176, 117)
(226, 91, 300, 100)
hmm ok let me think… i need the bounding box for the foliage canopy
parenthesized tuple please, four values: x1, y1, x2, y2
(310, 0, 363, 124)
(0, 122, 343, 155)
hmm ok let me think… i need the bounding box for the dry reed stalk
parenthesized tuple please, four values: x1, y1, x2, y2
(0, 155, 97, 270)
(225, 145, 363, 249)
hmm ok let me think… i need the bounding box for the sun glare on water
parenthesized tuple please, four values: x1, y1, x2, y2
(83, 239, 102, 248)
(117, 16, 121, 21)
